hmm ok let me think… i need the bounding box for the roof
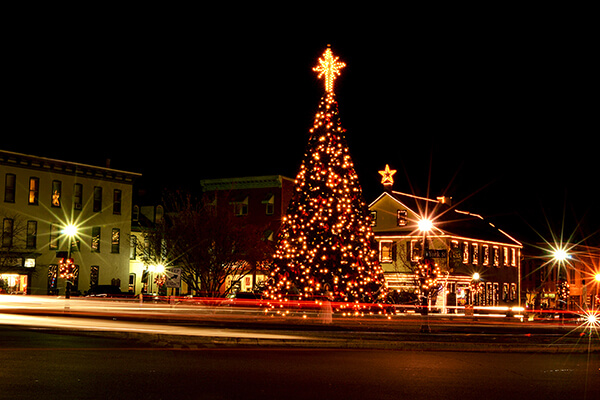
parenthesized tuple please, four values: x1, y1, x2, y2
(200, 175, 294, 191)
(0, 150, 141, 183)
(370, 190, 522, 247)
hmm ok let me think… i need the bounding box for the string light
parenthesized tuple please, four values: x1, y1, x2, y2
(313, 45, 346, 93)
(378, 164, 396, 187)
(264, 48, 386, 306)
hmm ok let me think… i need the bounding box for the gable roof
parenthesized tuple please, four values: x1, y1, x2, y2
(370, 191, 522, 247)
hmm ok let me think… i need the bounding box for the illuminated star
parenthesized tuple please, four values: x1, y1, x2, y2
(313, 45, 346, 93)
(378, 164, 396, 186)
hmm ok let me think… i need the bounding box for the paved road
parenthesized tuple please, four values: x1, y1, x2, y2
(1, 327, 598, 400)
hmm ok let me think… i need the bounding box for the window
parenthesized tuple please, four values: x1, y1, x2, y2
(472, 243, 479, 265)
(91, 227, 101, 253)
(370, 211, 377, 227)
(4, 174, 15, 203)
(49, 223, 60, 250)
(493, 246, 500, 267)
(462, 242, 470, 264)
(90, 266, 99, 287)
(29, 177, 39, 205)
(73, 184, 83, 210)
(482, 244, 489, 266)
(379, 241, 394, 263)
(113, 189, 122, 214)
(262, 193, 274, 215)
(130, 236, 137, 259)
(511, 248, 517, 267)
(232, 196, 248, 216)
(111, 228, 120, 253)
(410, 239, 421, 262)
(510, 283, 517, 301)
(128, 273, 136, 293)
(503, 247, 509, 266)
(51, 180, 61, 207)
(48, 265, 58, 294)
(397, 210, 407, 226)
(2, 218, 14, 247)
(26, 221, 37, 248)
(132, 205, 140, 222)
(93, 187, 102, 212)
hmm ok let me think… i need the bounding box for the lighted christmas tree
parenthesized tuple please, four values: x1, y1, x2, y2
(265, 46, 386, 303)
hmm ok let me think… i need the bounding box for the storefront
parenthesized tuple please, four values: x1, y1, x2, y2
(0, 254, 37, 295)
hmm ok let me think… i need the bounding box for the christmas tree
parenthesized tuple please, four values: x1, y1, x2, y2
(265, 46, 386, 303)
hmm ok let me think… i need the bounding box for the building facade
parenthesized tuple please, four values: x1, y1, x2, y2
(369, 188, 522, 310)
(200, 175, 294, 292)
(0, 150, 140, 295)
(522, 244, 600, 310)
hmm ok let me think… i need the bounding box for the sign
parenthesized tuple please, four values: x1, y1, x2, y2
(165, 267, 182, 288)
(425, 249, 447, 259)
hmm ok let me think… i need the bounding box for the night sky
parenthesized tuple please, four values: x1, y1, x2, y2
(4, 11, 598, 247)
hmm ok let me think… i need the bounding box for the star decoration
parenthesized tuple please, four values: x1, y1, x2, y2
(313, 45, 346, 93)
(378, 164, 396, 186)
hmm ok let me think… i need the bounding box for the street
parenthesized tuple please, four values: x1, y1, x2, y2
(1, 326, 598, 400)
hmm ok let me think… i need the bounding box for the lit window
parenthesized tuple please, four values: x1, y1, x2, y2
(29, 177, 39, 205)
(493, 246, 500, 267)
(379, 241, 394, 263)
(463, 242, 470, 264)
(482, 244, 489, 266)
(397, 210, 407, 226)
(111, 228, 120, 253)
(472, 243, 479, 265)
(370, 211, 377, 227)
(91, 227, 101, 253)
(410, 239, 421, 262)
(51, 180, 61, 207)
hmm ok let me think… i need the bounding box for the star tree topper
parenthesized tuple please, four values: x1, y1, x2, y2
(378, 164, 396, 186)
(313, 45, 346, 93)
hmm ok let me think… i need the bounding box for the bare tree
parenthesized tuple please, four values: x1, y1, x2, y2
(0, 212, 28, 272)
(135, 191, 273, 297)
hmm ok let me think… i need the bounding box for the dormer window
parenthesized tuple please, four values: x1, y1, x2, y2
(397, 210, 407, 226)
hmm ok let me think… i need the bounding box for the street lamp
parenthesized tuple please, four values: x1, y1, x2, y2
(417, 217, 434, 333)
(553, 248, 570, 263)
(418, 218, 433, 233)
(61, 224, 78, 299)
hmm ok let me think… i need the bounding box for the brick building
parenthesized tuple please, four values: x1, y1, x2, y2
(200, 175, 294, 292)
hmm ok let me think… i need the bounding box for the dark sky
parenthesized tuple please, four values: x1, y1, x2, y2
(4, 11, 598, 247)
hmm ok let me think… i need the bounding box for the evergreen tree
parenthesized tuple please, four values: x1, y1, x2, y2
(265, 47, 386, 303)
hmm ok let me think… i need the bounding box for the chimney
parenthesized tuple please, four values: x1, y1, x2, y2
(436, 196, 452, 206)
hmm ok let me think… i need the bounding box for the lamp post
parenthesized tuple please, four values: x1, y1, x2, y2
(62, 224, 78, 299)
(418, 218, 433, 333)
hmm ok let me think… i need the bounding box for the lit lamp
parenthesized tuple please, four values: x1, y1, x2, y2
(417, 217, 434, 332)
(62, 224, 78, 299)
(553, 248, 570, 263)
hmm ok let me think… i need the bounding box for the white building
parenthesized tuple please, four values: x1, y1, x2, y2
(0, 150, 140, 295)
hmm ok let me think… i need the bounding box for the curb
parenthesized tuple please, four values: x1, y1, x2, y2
(50, 327, 600, 354)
